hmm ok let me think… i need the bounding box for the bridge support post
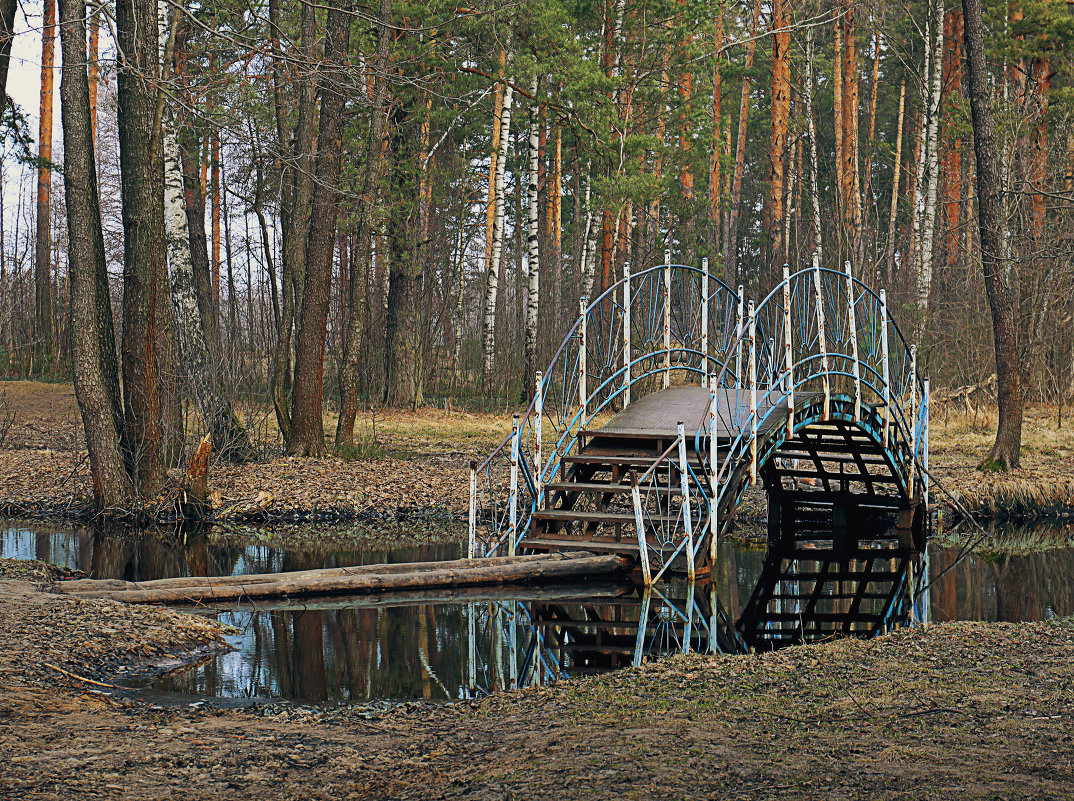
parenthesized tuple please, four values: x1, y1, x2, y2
(578, 296, 588, 427)
(812, 255, 830, 421)
(844, 261, 862, 421)
(534, 371, 543, 504)
(677, 421, 695, 581)
(630, 470, 652, 586)
(708, 374, 718, 567)
(880, 289, 891, 447)
(468, 461, 477, 559)
(782, 264, 794, 437)
(701, 257, 710, 386)
(623, 262, 631, 406)
(663, 250, 672, 389)
(735, 287, 744, 383)
(509, 413, 519, 557)
(748, 301, 758, 483)
(909, 345, 918, 489)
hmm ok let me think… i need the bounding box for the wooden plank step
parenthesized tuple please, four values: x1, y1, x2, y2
(520, 538, 642, 555)
(545, 481, 682, 494)
(533, 509, 678, 525)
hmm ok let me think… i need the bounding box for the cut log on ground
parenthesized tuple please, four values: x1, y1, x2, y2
(57, 552, 635, 604)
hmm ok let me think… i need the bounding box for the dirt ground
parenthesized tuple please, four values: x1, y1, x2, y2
(2, 562, 1073, 799)
(0, 379, 1072, 524)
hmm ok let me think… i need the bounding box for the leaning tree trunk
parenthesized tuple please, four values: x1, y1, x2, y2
(286, 0, 353, 456)
(116, 0, 166, 495)
(963, 0, 1021, 469)
(59, 0, 132, 506)
(336, 0, 391, 443)
(158, 3, 253, 462)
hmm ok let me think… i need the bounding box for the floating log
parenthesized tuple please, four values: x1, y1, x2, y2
(57, 552, 634, 605)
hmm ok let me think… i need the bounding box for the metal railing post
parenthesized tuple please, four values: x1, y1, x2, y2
(748, 300, 758, 483)
(622, 261, 632, 407)
(708, 374, 718, 566)
(923, 376, 930, 510)
(663, 249, 672, 389)
(909, 345, 918, 491)
(534, 370, 543, 504)
(844, 260, 862, 421)
(813, 254, 830, 420)
(701, 257, 710, 386)
(630, 470, 652, 586)
(578, 296, 588, 426)
(880, 289, 891, 447)
(468, 461, 477, 559)
(782, 264, 794, 437)
(509, 413, 519, 556)
(677, 421, 695, 581)
(735, 287, 745, 385)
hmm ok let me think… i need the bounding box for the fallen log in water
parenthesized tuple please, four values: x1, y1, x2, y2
(57, 552, 634, 605)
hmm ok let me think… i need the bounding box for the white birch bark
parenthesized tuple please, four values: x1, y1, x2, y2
(580, 165, 596, 300)
(524, 75, 541, 381)
(915, 0, 944, 329)
(804, 27, 823, 261)
(482, 79, 514, 379)
(159, 0, 250, 460)
(886, 78, 906, 282)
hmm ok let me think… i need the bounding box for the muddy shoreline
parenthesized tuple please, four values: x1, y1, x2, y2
(2, 562, 1073, 799)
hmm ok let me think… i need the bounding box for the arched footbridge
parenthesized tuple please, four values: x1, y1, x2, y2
(469, 254, 930, 586)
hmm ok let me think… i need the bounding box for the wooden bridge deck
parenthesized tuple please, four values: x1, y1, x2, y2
(594, 385, 791, 440)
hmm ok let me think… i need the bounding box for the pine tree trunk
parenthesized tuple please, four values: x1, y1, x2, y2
(962, 0, 1021, 469)
(726, 0, 763, 278)
(287, 0, 353, 455)
(116, 0, 166, 494)
(35, 0, 56, 372)
(804, 26, 823, 261)
(87, 6, 98, 141)
(59, 0, 132, 506)
(707, 5, 723, 256)
(768, 0, 790, 272)
(337, 0, 390, 441)
(886, 77, 907, 284)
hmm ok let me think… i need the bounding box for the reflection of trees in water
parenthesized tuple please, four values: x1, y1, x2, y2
(930, 546, 1074, 622)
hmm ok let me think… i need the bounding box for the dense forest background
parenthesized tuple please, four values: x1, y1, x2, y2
(0, 0, 1071, 500)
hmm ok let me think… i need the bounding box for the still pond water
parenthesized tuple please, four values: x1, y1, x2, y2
(3, 522, 1072, 705)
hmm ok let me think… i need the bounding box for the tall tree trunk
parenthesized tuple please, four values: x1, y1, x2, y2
(707, 5, 723, 257)
(384, 105, 424, 408)
(886, 76, 907, 284)
(87, 6, 98, 141)
(484, 50, 506, 296)
(337, 0, 391, 443)
(158, 5, 252, 463)
(804, 26, 823, 261)
(726, 0, 762, 279)
(271, 0, 318, 441)
(768, 0, 791, 272)
(523, 76, 541, 393)
(117, 0, 166, 494)
(35, 0, 56, 372)
(962, 0, 1021, 469)
(286, 0, 353, 456)
(939, 10, 963, 274)
(482, 77, 513, 384)
(59, 0, 132, 505)
(914, 0, 944, 337)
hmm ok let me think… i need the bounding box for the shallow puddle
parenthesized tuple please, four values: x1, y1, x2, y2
(3, 521, 1073, 704)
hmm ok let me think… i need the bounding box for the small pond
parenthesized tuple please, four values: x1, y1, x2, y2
(3, 521, 1073, 704)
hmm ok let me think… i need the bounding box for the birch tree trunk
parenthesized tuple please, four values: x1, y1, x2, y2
(59, 0, 132, 506)
(804, 26, 823, 261)
(482, 78, 513, 384)
(523, 75, 541, 391)
(914, 0, 944, 336)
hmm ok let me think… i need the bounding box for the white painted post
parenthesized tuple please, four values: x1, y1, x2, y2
(630, 472, 652, 586)
(880, 289, 891, 448)
(701, 257, 710, 386)
(633, 590, 651, 667)
(708, 375, 718, 566)
(909, 345, 918, 490)
(623, 262, 632, 407)
(509, 413, 519, 557)
(468, 461, 477, 559)
(683, 580, 696, 654)
(844, 261, 862, 421)
(578, 296, 588, 427)
(509, 603, 518, 689)
(748, 300, 758, 483)
(782, 264, 794, 438)
(677, 421, 695, 581)
(534, 371, 543, 503)
(467, 601, 477, 695)
(813, 254, 830, 421)
(663, 250, 672, 389)
(735, 287, 745, 385)
(923, 376, 931, 510)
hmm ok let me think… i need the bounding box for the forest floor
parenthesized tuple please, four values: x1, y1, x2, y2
(0, 379, 1072, 526)
(2, 559, 1074, 800)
